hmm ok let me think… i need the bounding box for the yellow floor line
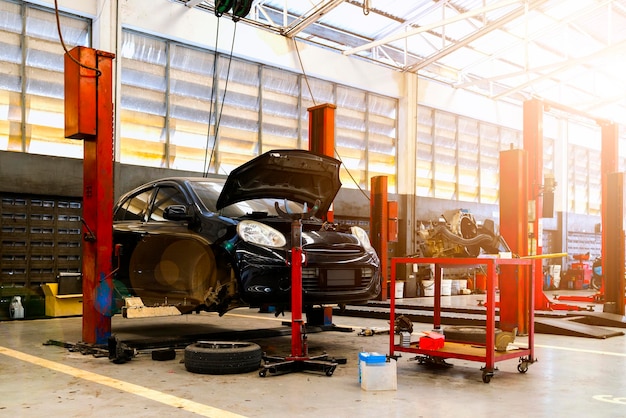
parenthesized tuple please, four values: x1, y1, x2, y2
(0, 345, 247, 418)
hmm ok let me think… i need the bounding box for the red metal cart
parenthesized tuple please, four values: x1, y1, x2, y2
(389, 256, 536, 383)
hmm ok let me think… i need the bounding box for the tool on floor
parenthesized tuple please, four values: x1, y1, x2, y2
(358, 327, 390, 337)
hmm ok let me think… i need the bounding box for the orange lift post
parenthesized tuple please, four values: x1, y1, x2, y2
(498, 148, 530, 334)
(308, 103, 337, 222)
(308, 103, 395, 301)
(522, 99, 557, 312)
(370, 176, 389, 300)
(520, 99, 624, 314)
(601, 124, 625, 315)
(64, 46, 116, 345)
(605, 172, 626, 315)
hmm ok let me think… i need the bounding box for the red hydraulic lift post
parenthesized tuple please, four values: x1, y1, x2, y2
(258, 208, 339, 377)
(258, 105, 342, 375)
(600, 122, 618, 302)
(64, 46, 115, 345)
(307, 103, 393, 301)
(601, 122, 618, 271)
(605, 173, 625, 315)
(307, 103, 336, 319)
(524, 100, 617, 312)
(499, 148, 529, 334)
(522, 100, 579, 311)
(370, 176, 388, 300)
(601, 123, 625, 315)
(308, 103, 337, 222)
(523, 99, 549, 311)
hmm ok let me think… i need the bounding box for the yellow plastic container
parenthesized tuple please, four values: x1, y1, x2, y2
(42, 283, 83, 317)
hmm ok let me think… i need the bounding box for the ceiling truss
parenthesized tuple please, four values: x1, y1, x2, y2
(175, 0, 626, 125)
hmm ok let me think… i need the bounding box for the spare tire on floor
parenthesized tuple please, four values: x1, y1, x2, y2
(443, 326, 502, 344)
(184, 341, 263, 375)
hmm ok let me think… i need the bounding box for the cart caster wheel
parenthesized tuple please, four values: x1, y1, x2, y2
(259, 369, 267, 377)
(482, 371, 493, 383)
(517, 361, 529, 374)
(326, 369, 334, 377)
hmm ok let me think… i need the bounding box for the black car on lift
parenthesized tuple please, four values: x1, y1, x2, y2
(112, 149, 381, 316)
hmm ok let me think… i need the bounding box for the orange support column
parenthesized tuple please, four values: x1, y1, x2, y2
(600, 123, 623, 314)
(605, 173, 625, 315)
(308, 103, 336, 222)
(523, 99, 547, 311)
(308, 103, 336, 156)
(65, 47, 116, 345)
(370, 176, 388, 300)
(499, 148, 529, 333)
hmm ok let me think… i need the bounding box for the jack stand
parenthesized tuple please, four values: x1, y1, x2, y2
(259, 201, 340, 377)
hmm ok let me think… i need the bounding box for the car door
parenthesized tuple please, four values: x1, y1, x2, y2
(126, 183, 217, 306)
(113, 185, 155, 287)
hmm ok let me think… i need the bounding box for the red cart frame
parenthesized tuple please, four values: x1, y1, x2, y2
(389, 257, 536, 383)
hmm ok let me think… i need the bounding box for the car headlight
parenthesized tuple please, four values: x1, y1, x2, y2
(351, 226, 373, 251)
(237, 220, 286, 248)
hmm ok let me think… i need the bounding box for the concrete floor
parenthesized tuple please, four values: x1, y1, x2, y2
(1, 292, 626, 418)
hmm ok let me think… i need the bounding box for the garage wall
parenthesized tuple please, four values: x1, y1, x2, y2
(0, 1, 606, 287)
(1, 150, 601, 270)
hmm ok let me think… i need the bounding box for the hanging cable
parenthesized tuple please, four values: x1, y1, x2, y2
(293, 38, 368, 197)
(204, 0, 246, 177)
(203, 18, 221, 177)
(333, 146, 371, 201)
(293, 38, 316, 107)
(54, 0, 101, 77)
(209, 24, 238, 176)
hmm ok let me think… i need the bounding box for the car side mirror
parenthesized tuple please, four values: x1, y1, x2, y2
(163, 205, 193, 221)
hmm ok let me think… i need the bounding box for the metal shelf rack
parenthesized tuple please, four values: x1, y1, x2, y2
(389, 256, 536, 383)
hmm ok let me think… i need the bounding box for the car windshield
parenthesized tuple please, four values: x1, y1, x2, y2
(189, 180, 310, 219)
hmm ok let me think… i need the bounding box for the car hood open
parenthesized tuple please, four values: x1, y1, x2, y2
(216, 149, 342, 215)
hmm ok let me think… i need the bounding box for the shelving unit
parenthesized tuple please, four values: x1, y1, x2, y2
(389, 256, 536, 383)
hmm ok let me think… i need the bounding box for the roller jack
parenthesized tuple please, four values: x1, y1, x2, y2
(259, 201, 343, 377)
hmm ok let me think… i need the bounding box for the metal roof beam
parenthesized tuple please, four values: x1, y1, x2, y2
(282, 0, 345, 38)
(578, 94, 626, 114)
(367, 1, 444, 40)
(457, 1, 611, 80)
(407, 0, 550, 72)
(457, 60, 570, 89)
(185, 0, 204, 8)
(343, 0, 520, 57)
(492, 38, 626, 101)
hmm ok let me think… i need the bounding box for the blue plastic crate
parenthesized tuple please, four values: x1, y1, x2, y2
(359, 352, 387, 364)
